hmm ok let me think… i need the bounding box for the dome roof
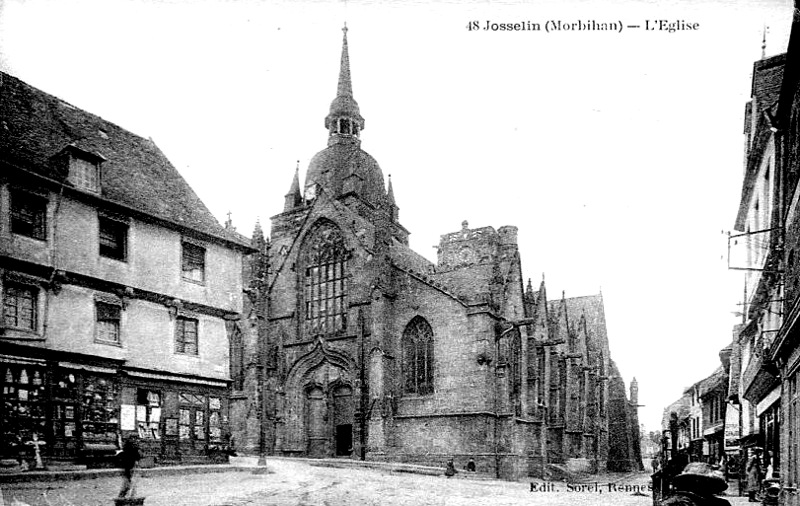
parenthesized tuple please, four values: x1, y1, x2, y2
(305, 142, 385, 204)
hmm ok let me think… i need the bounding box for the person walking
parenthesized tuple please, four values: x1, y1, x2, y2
(118, 437, 141, 499)
(746, 448, 763, 503)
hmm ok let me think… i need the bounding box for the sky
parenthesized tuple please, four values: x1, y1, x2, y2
(0, 0, 795, 432)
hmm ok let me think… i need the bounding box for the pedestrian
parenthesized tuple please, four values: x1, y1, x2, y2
(651, 455, 660, 473)
(746, 448, 763, 503)
(444, 458, 457, 478)
(117, 436, 141, 499)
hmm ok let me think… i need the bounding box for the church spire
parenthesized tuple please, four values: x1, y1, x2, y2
(387, 174, 399, 221)
(284, 161, 303, 211)
(325, 24, 365, 145)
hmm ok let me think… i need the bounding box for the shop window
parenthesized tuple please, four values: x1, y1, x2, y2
(209, 397, 222, 443)
(178, 393, 207, 442)
(95, 302, 121, 344)
(98, 216, 128, 261)
(10, 190, 47, 241)
(175, 317, 199, 355)
(182, 242, 205, 283)
(51, 371, 78, 448)
(81, 376, 119, 444)
(3, 283, 38, 331)
(135, 389, 161, 440)
(1, 364, 46, 452)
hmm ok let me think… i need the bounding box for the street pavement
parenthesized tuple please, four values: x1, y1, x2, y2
(0, 459, 743, 506)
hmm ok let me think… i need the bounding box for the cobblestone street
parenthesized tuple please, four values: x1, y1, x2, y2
(1, 460, 664, 506)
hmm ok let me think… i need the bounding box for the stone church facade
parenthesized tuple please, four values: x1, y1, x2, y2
(228, 28, 642, 479)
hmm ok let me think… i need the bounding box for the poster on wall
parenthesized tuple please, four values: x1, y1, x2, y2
(136, 405, 147, 422)
(166, 418, 178, 436)
(120, 405, 135, 431)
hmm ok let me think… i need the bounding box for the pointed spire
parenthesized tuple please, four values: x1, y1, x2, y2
(284, 161, 303, 211)
(325, 24, 365, 143)
(387, 174, 395, 203)
(387, 174, 399, 221)
(251, 219, 265, 249)
(762, 25, 767, 59)
(338, 24, 353, 99)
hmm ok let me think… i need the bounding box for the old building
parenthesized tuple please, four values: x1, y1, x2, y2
(661, 368, 728, 466)
(732, 50, 786, 475)
(0, 71, 253, 467)
(228, 27, 641, 479)
(771, 1, 800, 500)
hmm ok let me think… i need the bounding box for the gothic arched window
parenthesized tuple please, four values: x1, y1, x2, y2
(402, 316, 434, 396)
(301, 221, 349, 337)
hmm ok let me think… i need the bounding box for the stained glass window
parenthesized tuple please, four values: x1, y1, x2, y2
(402, 317, 434, 396)
(301, 222, 348, 337)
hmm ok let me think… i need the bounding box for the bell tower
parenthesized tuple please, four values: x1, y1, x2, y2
(324, 25, 365, 146)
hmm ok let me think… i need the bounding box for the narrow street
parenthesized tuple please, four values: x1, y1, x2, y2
(0, 460, 659, 506)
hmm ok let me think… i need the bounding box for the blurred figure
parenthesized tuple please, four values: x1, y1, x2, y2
(117, 437, 141, 499)
(746, 448, 763, 503)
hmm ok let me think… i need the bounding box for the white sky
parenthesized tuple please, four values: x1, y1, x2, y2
(0, 0, 795, 432)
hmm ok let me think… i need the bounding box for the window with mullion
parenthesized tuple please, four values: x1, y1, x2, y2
(10, 191, 47, 240)
(95, 302, 121, 343)
(182, 243, 205, 283)
(402, 317, 434, 396)
(3, 284, 37, 330)
(175, 317, 199, 355)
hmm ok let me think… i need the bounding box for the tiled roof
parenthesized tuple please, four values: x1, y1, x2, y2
(662, 395, 690, 428)
(0, 71, 250, 249)
(696, 366, 727, 397)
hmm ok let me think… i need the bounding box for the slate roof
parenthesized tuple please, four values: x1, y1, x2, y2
(0, 71, 250, 250)
(751, 53, 786, 111)
(547, 293, 609, 352)
(389, 238, 434, 272)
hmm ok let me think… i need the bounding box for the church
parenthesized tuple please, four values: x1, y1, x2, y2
(228, 27, 642, 479)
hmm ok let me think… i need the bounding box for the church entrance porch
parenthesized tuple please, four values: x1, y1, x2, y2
(304, 382, 354, 458)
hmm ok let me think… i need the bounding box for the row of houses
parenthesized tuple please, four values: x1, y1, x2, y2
(0, 26, 642, 479)
(661, 3, 800, 503)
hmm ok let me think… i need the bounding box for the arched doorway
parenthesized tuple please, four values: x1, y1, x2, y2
(304, 382, 354, 457)
(333, 385, 353, 456)
(305, 385, 327, 457)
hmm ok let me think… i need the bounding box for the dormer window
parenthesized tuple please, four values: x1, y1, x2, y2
(69, 157, 100, 193)
(57, 145, 105, 193)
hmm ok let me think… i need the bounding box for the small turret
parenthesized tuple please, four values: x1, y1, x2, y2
(284, 162, 303, 211)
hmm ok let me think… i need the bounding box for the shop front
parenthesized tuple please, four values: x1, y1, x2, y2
(1, 346, 230, 468)
(119, 370, 230, 465)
